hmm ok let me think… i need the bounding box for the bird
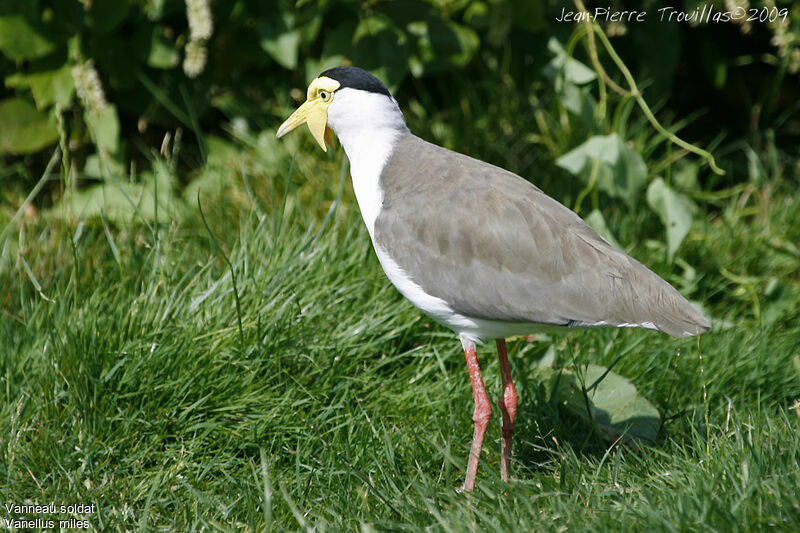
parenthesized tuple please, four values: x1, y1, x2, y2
(276, 66, 710, 491)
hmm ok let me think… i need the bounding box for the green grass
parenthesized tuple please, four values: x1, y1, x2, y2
(2, 151, 800, 531)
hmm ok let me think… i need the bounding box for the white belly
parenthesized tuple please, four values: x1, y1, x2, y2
(373, 243, 555, 343)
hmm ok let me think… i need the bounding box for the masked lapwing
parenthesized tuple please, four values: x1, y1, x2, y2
(277, 66, 710, 491)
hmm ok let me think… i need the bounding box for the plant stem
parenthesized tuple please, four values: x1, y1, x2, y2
(572, 0, 725, 175)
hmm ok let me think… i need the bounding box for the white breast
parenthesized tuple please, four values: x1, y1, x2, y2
(326, 88, 407, 238)
(376, 243, 564, 342)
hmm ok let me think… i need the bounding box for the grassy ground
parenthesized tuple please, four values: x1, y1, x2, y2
(2, 144, 800, 531)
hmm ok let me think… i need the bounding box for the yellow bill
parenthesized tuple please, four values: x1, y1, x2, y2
(276, 76, 341, 152)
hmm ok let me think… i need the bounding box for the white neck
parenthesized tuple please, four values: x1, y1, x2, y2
(327, 88, 407, 239)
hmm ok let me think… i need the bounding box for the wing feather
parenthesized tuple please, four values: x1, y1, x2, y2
(374, 134, 710, 338)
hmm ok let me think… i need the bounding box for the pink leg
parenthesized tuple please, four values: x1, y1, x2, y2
(496, 338, 518, 482)
(461, 336, 492, 492)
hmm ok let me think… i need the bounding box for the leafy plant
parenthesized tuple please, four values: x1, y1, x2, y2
(535, 346, 662, 447)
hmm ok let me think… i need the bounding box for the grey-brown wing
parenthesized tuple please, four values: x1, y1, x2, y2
(374, 134, 709, 338)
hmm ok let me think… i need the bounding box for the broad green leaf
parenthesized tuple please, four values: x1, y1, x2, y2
(0, 15, 54, 60)
(535, 362, 662, 446)
(353, 16, 409, 89)
(438, 20, 479, 67)
(543, 38, 597, 85)
(407, 18, 478, 77)
(299, 15, 323, 46)
(354, 15, 395, 42)
(258, 14, 299, 70)
(85, 105, 120, 155)
(0, 98, 59, 155)
(557, 80, 596, 124)
(646, 177, 696, 259)
(556, 134, 647, 206)
(32, 64, 75, 109)
(6, 63, 75, 109)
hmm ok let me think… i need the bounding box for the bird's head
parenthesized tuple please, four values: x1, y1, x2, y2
(276, 66, 403, 152)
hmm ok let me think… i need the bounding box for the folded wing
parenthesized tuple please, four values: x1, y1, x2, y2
(375, 134, 710, 338)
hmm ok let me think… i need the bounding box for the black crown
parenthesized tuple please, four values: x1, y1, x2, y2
(319, 66, 391, 98)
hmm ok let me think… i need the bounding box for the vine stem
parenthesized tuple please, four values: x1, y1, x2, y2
(572, 0, 726, 175)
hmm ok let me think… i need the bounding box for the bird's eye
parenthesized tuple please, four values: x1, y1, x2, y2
(319, 90, 330, 101)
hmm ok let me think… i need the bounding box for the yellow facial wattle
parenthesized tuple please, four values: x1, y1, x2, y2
(276, 76, 341, 152)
